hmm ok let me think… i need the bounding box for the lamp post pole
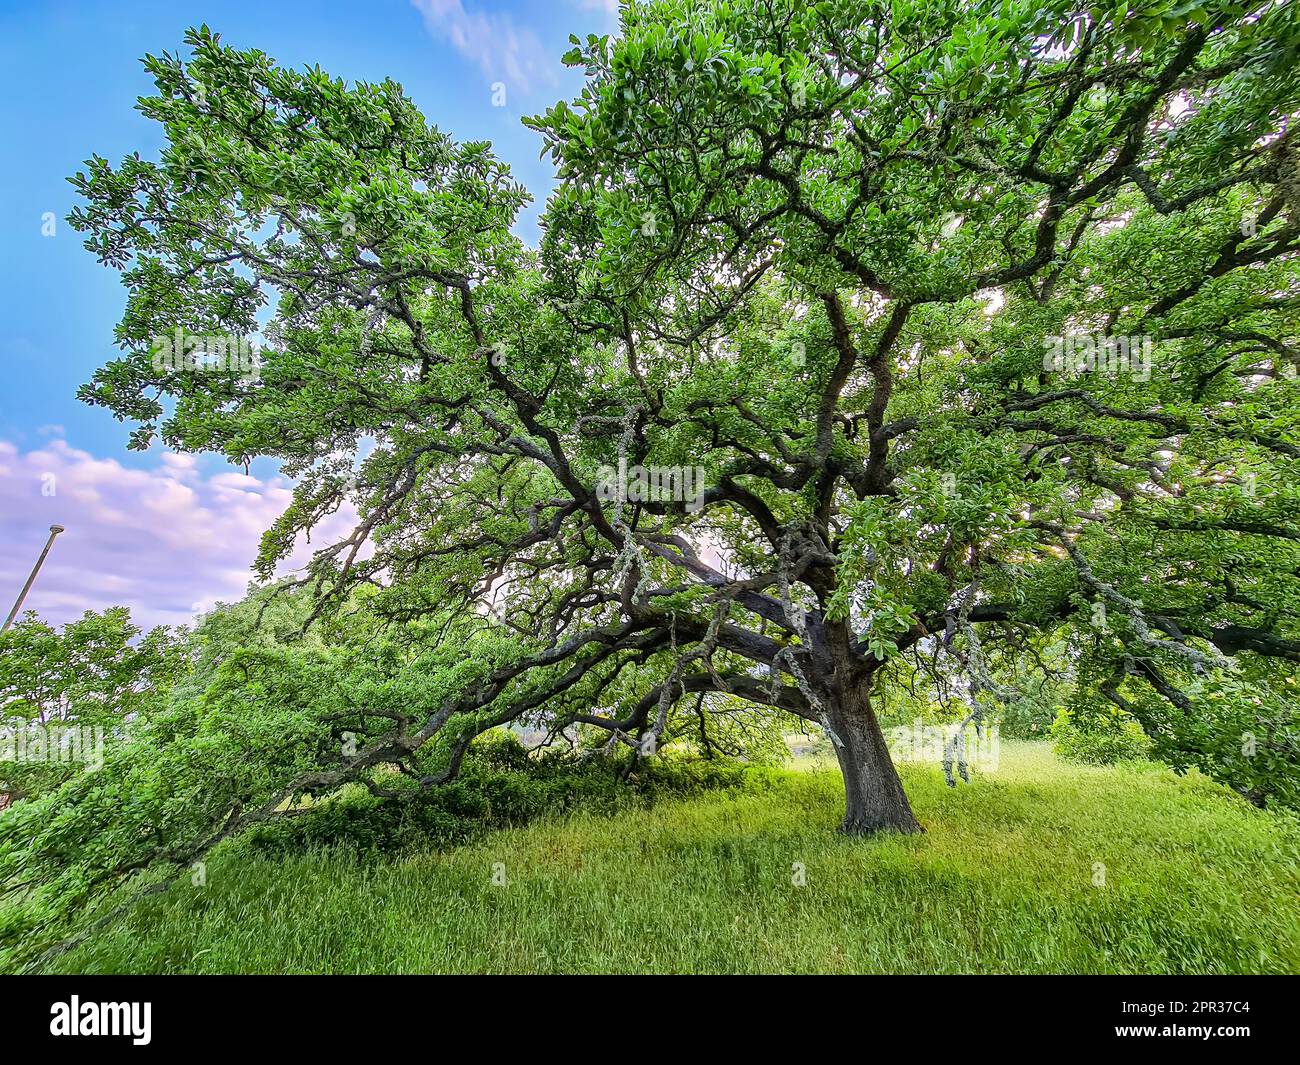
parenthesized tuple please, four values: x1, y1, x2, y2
(3, 524, 65, 633)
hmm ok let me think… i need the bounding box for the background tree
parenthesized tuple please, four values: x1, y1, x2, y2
(0, 610, 187, 804)
(54, 0, 1299, 874)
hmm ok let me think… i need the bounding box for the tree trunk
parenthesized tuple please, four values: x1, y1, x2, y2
(824, 683, 922, 836)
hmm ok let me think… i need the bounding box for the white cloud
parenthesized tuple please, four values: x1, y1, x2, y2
(411, 0, 558, 95)
(574, 0, 620, 19)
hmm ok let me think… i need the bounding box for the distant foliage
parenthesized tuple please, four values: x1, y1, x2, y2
(1051, 707, 1152, 765)
(0, 609, 189, 802)
(996, 685, 1059, 741)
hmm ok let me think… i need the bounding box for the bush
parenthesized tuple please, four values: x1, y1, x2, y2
(1050, 708, 1152, 765)
(995, 681, 1059, 740)
(245, 731, 748, 857)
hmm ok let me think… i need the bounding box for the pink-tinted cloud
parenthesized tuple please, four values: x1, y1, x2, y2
(0, 436, 360, 631)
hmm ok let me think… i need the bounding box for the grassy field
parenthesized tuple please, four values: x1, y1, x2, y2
(49, 742, 1300, 974)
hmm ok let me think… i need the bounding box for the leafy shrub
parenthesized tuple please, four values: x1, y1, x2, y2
(996, 698, 1055, 740)
(995, 676, 1059, 740)
(1115, 670, 1300, 810)
(1050, 708, 1152, 765)
(245, 731, 748, 857)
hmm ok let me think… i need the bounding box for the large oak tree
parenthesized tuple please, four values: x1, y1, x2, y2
(66, 0, 1299, 851)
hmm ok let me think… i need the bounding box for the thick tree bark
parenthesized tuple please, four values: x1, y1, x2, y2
(821, 654, 922, 835)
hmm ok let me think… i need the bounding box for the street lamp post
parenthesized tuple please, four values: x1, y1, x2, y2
(3, 524, 66, 632)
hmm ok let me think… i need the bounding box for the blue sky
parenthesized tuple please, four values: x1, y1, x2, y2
(0, 0, 616, 628)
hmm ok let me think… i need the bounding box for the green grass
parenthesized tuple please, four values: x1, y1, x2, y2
(49, 743, 1300, 974)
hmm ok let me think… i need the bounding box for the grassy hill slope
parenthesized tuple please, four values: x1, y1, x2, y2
(50, 743, 1300, 974)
